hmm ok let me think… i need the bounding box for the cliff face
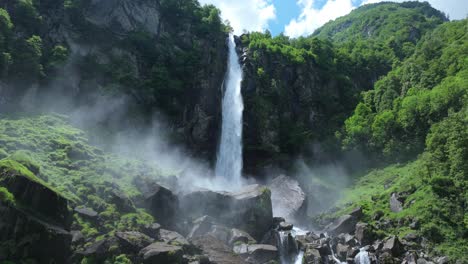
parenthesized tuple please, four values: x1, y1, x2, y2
(1, 0, 228, 159)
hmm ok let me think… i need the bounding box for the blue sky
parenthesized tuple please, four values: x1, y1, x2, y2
(199, 0, 467, 37)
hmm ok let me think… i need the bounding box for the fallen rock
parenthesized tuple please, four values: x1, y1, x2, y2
(160, 229, 190, 249)
(191, 235, 246, 264)
(383, 236, 404, 257)
(436, 256, 449, 264)
(324, 215, 358, 235)
(74, 207, 98, 219)
(139, 242, 183, 264)
(336, 243, 349, 261)
(403, 252, 418, 264)
(115, 231, 154, 253)
(278, 221, 294, 231)
(390, 193, 403, 213)
(142, 223, 161, 239)
(303, 244, 323, 264)
(245, 244, 278, 264)
(268, 175, 307, 219)
(229, 228, 257, 246)
(71, 230, 85, 244)
(110, 189, 135, 213)
(140, 182, 178, 228)
(350, 207, 364, 219)
(180, 184, 273, 240)
(355, 222, 375, 245)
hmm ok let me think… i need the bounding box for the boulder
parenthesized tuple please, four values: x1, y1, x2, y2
(229, 228, 257, 246)
(139, 181, 178, 228)
(160, 229, 190, 249)
(139, 242, 183, 264)
(355, 222, 375, 245)
(74, 207, 98, 220)
(187, 216, 231, 244)
(0, 164, 72, 263)
(390, 193, 403, 213)
(382, 236, 404, 257)
(0, 163, 71, 227)
(180, 184, 273, 240)
(245, 244, 278, 264)
(268, 175, 307, 219)
(71, 230, 85, 244)
(278, 222, 294, 231)
(191, 235, 246, 264)
(324, 215, 358, 235)
(335, 243, 349, 261)
(109, 189, 135, 213)
(303, 245, 323, 264)
(350, 207, 364, 219)
(142, 223, 161, 239)
(403, 252, 418, 264)
(115, 231, 154, 253)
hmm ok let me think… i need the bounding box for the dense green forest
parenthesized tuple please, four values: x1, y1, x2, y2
(0, 0, 466, 263)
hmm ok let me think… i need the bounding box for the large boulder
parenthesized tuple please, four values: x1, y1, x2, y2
(115, 231, 154, 253)
(245, 244, 278, 264)
(390, 193, 403, 213)
(383, 236, 405, 257)
(355, 222, 376, 245)
(191, 235, 246, 264)
(324, 215, 358, 235)
(180, 184, 273, 240)
(0, 161, 72, 263)
(139, 242, 184, 264)
(268, 175, 307, 219)
(135, 178, 178, 228)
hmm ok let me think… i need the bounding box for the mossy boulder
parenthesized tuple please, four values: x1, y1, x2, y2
(0, 159, 71, 227)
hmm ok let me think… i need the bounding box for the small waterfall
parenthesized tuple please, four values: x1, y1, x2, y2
(215, 34, 244, 186)
(354, 248, 370, 264)
(277, 227, 307, 264)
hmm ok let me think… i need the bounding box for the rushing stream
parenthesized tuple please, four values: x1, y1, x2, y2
(215, 34, 244, 186)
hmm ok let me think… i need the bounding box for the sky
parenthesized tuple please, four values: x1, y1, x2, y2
(198, 0, 468, 37)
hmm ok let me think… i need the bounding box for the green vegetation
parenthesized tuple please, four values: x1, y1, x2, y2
(0, 114, 167, 258)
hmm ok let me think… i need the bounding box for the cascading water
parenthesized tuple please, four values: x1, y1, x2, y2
(215, 34, 244, 186)
(354, 248, 371, 264)
(277, 227, 307, 264)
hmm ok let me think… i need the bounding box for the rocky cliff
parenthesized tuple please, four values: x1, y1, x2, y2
(0, 0, 228, 159)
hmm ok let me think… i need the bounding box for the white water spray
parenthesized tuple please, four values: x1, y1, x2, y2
(215, 34, 244, 187)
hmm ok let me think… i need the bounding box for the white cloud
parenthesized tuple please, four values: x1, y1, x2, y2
(198, 0, 276, 34)
(285, 0, 355, 38)
(285, 0, 467, 38)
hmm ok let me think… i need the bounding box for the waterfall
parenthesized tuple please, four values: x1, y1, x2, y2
(277, 227, 307, 264)
(215, 34, 244, 186)
(354, 248, 370, 264)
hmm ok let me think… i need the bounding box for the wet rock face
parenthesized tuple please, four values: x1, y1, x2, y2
(84, 0, 161, 36)
(268, 175, 307, 219)
(325, 214, 359, 235)
(180, 184, 273, 240)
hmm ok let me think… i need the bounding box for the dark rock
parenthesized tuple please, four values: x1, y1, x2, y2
(303, 244, 323, 264)
(344, 234, 357, 246)
(188, 215, 217, 239)
(379, 251, 399, 264)
(273, 217, 286, 227)
(373, 211, 384, 221)
(229, 228, 257, 246)
(350, 207, 364, 220)
(110, 189, 135, 213)
(260, 230, 278, 246)
(0, 167, 72, 227)
(278, 221, 294, 231)
(115, 231, 154, 253)
(404, 233, 420, 242)
(409, 219, 420, 229)
(390, 193, 403, 213)
(180, 184, 273, 240)
(245, 244, 278, 264)
(336, 243, 349, 261)
(142, 223, 161, 239)
(403, 252, 418, 264)
(191, 235, 246, 264)
(268, 175, 307, 219)
(347, 247, 360, 258)
(139, 242, 183, 264)
(160, 229, 190, 249)
(373, 240, 384, 252)
(355, 222, 375, 245)
(71, 230, 84, 244)
(139, 181, 178, 228)
(325, 215, 358, 235)
(74, 207, 98, 219)
(382, 236, 404, 257)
